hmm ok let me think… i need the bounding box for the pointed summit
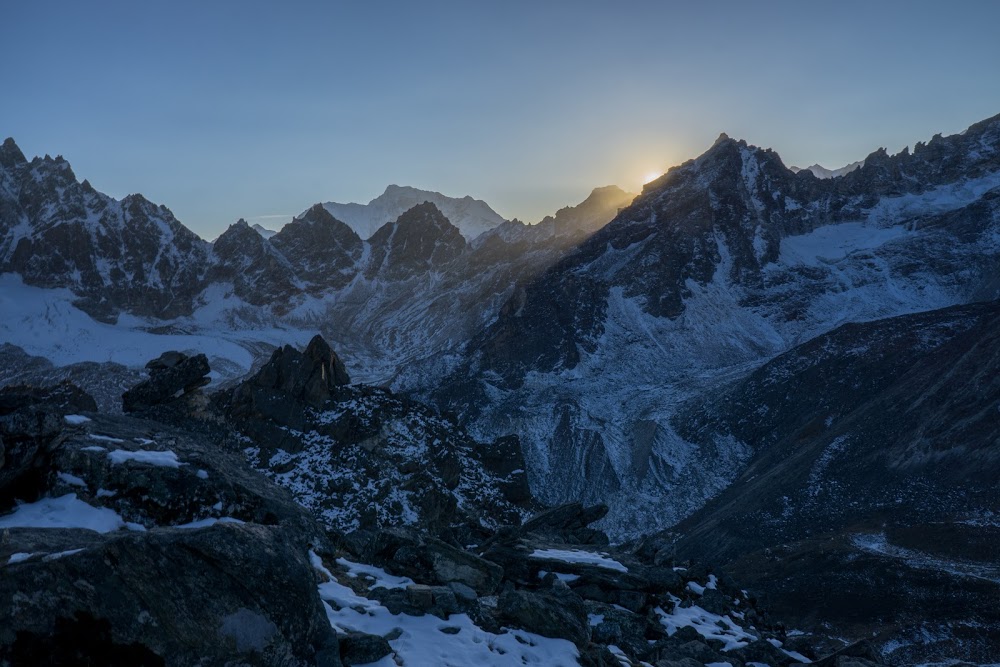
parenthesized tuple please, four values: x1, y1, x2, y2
(366, 202, 467, 279)
(270, 203, 362, 289)
(0, 138, 27, 169)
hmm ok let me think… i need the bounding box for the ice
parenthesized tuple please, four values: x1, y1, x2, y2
(108, 449, 184, 468)
(778, 222, 911, 268)
(529, 549, 628, 572)
(0, 494, 126, 533)
(7, 552, 33, 564)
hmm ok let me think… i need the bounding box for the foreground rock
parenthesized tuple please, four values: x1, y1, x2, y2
(2, 525, 339, 666)
(0, 384, 339, 666)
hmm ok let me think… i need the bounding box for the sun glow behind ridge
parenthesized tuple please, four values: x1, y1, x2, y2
(643, 171, 662, 185)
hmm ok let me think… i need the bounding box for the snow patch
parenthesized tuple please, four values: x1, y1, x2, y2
(108, 449, 184, 468)
(529, 549, 628, 572)
(0, 494, 126, 533)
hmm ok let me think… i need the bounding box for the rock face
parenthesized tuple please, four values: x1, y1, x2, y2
(270, 204, 364, 290)
(209, 218, 301, 307)
(432, 112, 1000, 543)
(2, 525, 339, 666)
(0, 384, 96, 506)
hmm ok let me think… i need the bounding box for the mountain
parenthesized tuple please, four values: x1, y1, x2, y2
(270, 204, 364, 291)
(433, 114, 1000, 540)
(364, 201, 467, 280)
(789, 160, 864, 178)
(250, 222, 277, 238)
(209, 218, 302, 308)
(4, 114, 1000, 662)
(0, 138, 209, 321)
(320, 184, 507, 240)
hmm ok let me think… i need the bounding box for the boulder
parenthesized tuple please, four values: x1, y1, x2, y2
(0, 524, 340, 666)
(521, 502, 609, 535)
(474, 435, 532, 504)
(424, 537, 503, 595)
(498, 582, 590, 648)
(122, 353, 210, 413)
(363, 529, 503, 596)
(339, 632, 391, 666)
(731, 638, 795, 665)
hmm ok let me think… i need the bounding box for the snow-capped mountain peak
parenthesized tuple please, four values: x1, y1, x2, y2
(0, 137, 27, 169)
(789, 160, 865, 179)
(250, 222, 277, 238)
(319, 184, 507, 241)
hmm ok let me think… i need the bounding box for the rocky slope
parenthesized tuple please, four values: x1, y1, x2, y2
(665, 299, 1000, 664)
(0, 347, 861, 666)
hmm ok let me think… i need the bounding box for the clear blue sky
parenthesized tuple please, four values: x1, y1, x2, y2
(5, 0, 1000, 239)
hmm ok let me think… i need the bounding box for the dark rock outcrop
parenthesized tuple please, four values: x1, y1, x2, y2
(1, 524, 339, 666)
(122, 352, 210, 413)
(0, 383, 340, 666)
(0, 383, 98, 507)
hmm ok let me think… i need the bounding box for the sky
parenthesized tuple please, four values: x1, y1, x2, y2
(4, 0, 1000, 240)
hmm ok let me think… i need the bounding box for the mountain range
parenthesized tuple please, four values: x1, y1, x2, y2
(2, 112, 1000, 663)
